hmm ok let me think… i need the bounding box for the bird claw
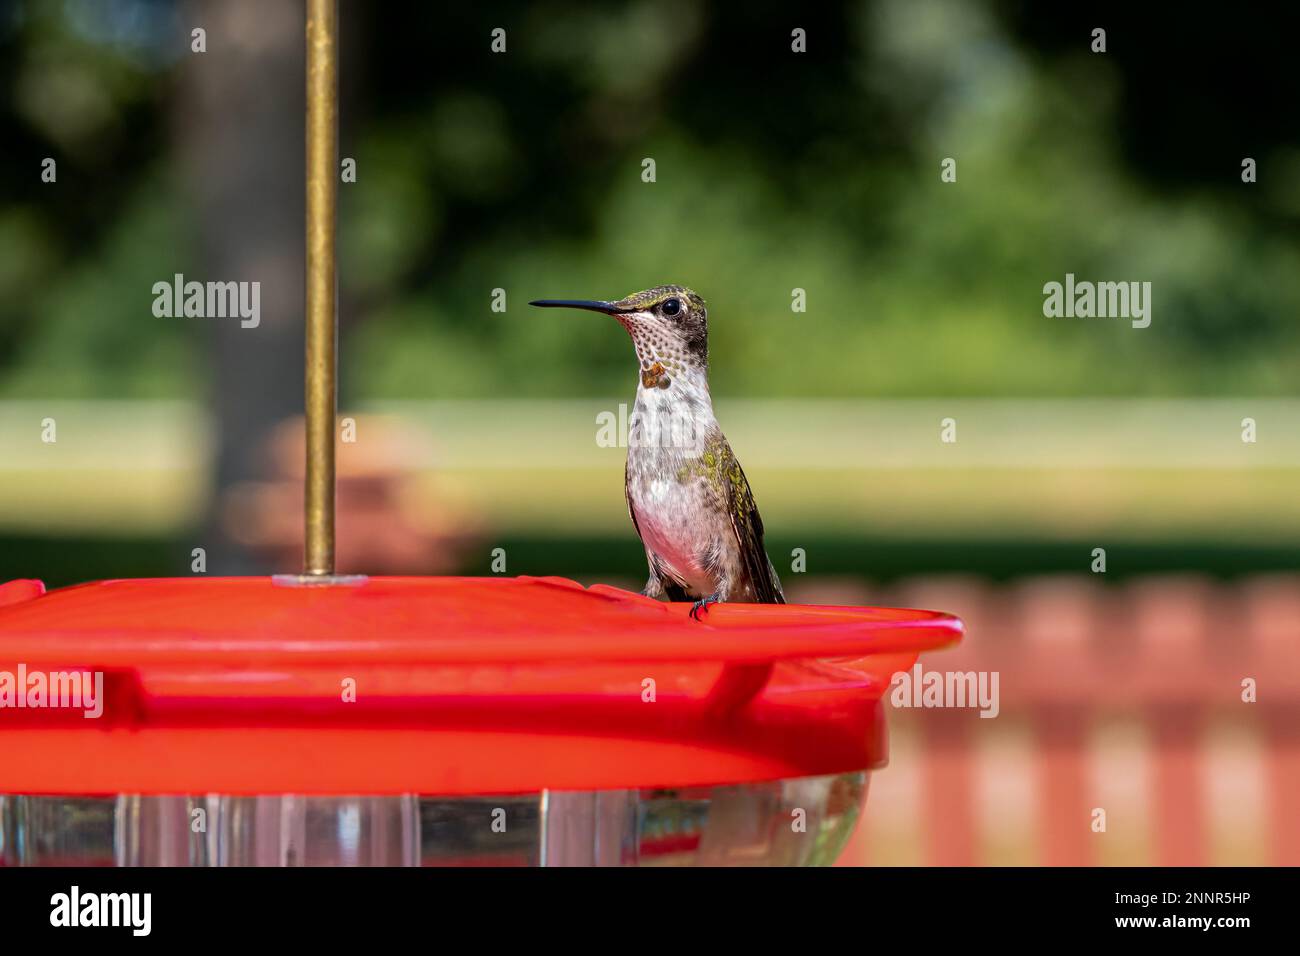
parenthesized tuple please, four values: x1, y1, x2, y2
(689, 595, 721, 621)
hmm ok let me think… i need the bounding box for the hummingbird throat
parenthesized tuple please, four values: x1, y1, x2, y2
(640, 361, 671, 389)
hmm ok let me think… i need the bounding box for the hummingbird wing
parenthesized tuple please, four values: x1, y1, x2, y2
(719, 441, 786, 604)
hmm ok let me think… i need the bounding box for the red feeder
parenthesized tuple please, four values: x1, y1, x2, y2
(0, 575, 960, 866)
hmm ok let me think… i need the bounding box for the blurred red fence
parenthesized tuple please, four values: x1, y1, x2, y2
(792, 574, 1300, 867)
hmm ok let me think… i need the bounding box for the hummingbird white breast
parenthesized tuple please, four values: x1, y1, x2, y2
(625, 368, 727, 598)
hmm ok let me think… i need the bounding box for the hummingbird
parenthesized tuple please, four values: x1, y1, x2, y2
(530, 286, 784, 619)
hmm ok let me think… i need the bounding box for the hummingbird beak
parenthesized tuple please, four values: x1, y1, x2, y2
(528, 299, 628, 315)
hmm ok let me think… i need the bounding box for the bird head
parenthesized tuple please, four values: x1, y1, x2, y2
(530, 285, 709, 378)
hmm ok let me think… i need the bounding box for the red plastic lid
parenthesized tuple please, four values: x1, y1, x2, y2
(0, 576, 961, 795)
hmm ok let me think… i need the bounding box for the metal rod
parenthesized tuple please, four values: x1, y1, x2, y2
(304, 0, 338, 576)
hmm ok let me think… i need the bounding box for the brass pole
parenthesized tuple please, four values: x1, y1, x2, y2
(304, 0, 338, 576)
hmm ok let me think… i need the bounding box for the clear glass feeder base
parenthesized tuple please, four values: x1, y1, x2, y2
(0, 771, 867, 867)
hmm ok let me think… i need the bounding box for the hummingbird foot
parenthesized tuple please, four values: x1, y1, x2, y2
(689, 593, 722, 621)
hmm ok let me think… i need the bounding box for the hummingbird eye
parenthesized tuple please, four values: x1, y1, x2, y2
(660, 298, 682, 317)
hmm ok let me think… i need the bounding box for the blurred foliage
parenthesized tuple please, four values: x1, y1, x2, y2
(1, 0, 1298, 401)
